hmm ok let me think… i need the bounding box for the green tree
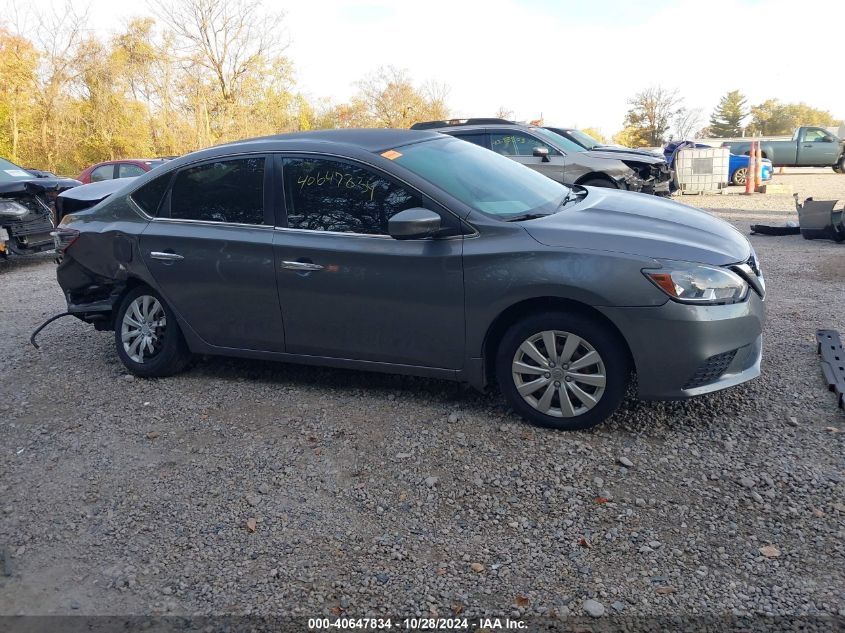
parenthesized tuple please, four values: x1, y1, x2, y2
(749, 99, 841, 136)
(709, 90, 747, 137)
(580, 127, 606, 143)
(618, 86, 682, 147)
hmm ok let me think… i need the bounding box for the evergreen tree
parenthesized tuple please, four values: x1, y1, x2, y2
(709, 91, 747, 137)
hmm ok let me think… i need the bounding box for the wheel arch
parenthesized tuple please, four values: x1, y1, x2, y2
(482, 297, 634, 387)
(574, 172, 619, 188)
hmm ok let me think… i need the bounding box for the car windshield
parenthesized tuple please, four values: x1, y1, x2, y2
(393, 137, 569, 219)
(0, 157, 34, 182)
(566, 129, 602, 150)
(531, 127, 587, 153)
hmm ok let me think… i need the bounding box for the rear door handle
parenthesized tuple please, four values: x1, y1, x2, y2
(150, 251, 184, 261)
(281, 261, 324, 272)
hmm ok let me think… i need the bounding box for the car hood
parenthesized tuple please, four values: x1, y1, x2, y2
(524, 188, 751, 266)
(0, 176, 81, 196)
(582, 148, 667, 164)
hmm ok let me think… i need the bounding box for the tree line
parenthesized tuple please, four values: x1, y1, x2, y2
(613, 87, 841, 148)
(0, 0, 448, 175)
(1, 0, 842, 172)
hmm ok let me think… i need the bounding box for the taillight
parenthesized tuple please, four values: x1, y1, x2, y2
(52, 226, 80, 257)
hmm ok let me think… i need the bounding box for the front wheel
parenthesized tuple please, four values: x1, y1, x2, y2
(114, 286, 192, 377)
(495, 312, 629, 431)
(732, 167, 748, 186)
(834, 157, 845, 173)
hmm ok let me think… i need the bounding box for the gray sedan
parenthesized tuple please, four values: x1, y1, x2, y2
(54, 129, 765, 430)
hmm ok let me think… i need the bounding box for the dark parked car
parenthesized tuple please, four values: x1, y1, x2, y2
(412, 119, 672, 195)
(78, 158, 171, 184)
(53, 129, 765, 430)
(0, 156, 80, 257)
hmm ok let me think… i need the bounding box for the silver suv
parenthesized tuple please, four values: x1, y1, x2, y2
(412, 119, 672, 195)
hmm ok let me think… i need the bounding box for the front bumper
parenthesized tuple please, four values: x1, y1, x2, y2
(599, 291, 766, 400)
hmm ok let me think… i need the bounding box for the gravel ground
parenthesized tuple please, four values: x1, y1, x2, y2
(1, 170, 844, 623)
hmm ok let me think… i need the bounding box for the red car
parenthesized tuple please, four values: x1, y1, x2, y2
(77, 158, 172, 184)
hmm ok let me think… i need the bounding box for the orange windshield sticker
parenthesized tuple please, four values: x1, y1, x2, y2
(381, 150, 402, 160)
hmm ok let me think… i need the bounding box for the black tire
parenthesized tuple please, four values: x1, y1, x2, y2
(834, 157, 845, 173)
(732, 167, 748, 186)
(579, 177, 617, 188)
(114, 285, 191, 377)
(495, 311, 629, 431)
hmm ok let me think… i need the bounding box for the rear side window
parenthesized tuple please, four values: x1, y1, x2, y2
(169, 157, 265, 224)
(451, 133, 487, 148)
(118, 163, 146, 178)
(131, 173, 172, 216)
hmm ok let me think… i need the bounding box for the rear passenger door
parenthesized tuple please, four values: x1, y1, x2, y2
(488, 131, 567, 183)
(138, 155, 285, 352)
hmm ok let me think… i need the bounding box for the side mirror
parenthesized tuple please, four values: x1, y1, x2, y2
(388, 208, 441, 240)
(533, 147, 550, 162)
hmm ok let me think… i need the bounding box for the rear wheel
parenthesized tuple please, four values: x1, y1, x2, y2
(834, 157, 845, 173)
(732, 167, 748, 186)
(114, 286, 191, 377)
(495, 312, 629, 431)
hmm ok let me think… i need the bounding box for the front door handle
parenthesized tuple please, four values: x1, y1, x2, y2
(150, 251, 184, 261)
(281, 261, 324, 272)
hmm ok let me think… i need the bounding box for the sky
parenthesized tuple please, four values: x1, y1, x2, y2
(16, 0, 845, 136)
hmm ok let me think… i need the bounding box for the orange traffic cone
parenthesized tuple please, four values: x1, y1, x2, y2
(744, 141, 756, 195)
(754, 140, 763, 192)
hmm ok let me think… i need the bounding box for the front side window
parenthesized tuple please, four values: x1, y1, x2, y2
(118, 163, 146, 178)
(393, 136, 568, 219)
(490, 132, 553, 157)
(804, 128, 832, 142)
(282, 158, 421, 235)
(90, 165, 114, 182)
(168, 157, 265, 224)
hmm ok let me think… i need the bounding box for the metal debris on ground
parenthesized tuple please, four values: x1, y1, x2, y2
(816, 329, 845, 410)
(750, 196, 844, 242)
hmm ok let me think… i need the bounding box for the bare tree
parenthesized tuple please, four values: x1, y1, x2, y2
(621, 86, 683, 146)
(154, 0, 286, 103)
(671, 107, 703, 141)
(495, 106, 514, 120)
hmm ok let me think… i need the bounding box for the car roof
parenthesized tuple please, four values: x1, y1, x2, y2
(218, 129, 443, 153)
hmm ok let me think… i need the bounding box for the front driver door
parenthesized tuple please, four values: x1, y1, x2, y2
(272, 155, 465, 369)
(488, 131, 567, 184)
(798, 128, 840, 165)
(139, 155, 285, 352)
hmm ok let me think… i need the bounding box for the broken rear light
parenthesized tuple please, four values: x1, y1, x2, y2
(51, 225, 80, 256)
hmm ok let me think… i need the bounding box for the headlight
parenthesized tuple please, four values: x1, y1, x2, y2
(643, 261, 749, 304)
(0, 200, 29, 219)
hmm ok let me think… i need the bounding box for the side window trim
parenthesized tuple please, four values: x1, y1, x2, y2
(156, 153, 270, 227)
(275, 152, 463, 235)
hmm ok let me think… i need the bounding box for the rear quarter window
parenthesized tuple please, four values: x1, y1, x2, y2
(131, 173, 172, 217)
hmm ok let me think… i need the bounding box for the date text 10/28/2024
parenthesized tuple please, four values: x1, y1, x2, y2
(308, 617, 528, 630)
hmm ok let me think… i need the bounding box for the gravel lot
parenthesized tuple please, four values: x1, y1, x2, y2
(1, 170, 844, 623)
